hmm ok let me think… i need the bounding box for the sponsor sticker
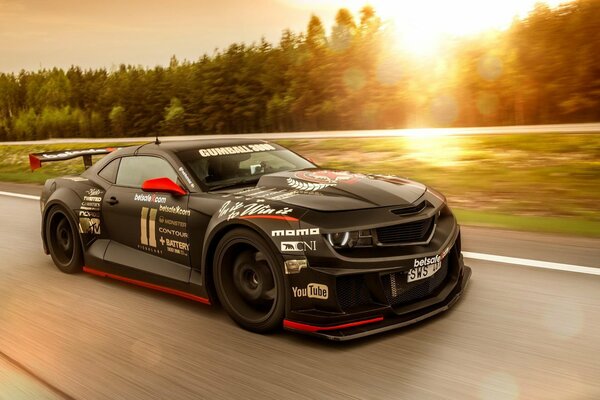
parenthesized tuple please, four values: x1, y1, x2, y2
(159, 204, 191, 216)
(295, 170, 364, 185)
(86, 188, 103, 196)
(280, 241, 316, 252)
(158, 216, 187, 228)
(134, 193, 167, 204)
(199, 143, 276, 157)
(79, 218, 101, 235)
(271, 228, 320, 237)
(218, 200, 292, 221)
(178, 167, 195, 188)
(292, 283, 329, 300)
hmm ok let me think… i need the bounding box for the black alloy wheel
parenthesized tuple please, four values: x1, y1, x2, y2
(46, 207, 83, 274)
(214, 228, 285, 333)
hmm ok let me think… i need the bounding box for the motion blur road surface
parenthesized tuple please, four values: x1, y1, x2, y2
(1, 185, 599, 400)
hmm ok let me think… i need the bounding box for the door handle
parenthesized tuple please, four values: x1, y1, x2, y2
(106, 196, 119, 205)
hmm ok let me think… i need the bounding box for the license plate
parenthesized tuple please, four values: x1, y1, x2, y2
(407, 262, 442, 283)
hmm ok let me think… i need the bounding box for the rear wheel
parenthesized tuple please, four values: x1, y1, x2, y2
(46, 207, 83, 274)
(214, 228, 285, 333)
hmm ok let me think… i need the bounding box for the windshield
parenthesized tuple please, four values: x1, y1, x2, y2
(177, 143, 315, 190)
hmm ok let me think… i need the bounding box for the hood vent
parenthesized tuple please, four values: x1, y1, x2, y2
(391, 202, 427, 216)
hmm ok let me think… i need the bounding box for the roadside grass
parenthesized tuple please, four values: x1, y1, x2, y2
(0, 133, 598, 237)
(453, 209, 600, 238)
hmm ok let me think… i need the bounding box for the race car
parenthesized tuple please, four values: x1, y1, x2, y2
(30, 139, 471, 340)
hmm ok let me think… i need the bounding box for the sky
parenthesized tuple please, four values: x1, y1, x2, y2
(0, 0, 567, 73)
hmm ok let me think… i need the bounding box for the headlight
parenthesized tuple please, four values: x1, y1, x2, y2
(326, 230, 373, 248)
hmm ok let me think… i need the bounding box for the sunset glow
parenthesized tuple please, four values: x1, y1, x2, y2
(286, 0, 569, 55)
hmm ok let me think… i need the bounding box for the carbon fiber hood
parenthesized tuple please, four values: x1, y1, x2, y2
(254, 169, 427, 211)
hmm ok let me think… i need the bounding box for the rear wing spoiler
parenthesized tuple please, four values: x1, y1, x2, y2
(29, 147, 119, 171)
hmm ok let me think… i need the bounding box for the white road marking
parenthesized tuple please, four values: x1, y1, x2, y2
(463, 252, 600, 276)
(0, 191, 40, 201)
(0, 190, 598, 276)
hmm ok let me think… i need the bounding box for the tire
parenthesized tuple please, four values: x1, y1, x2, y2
(213, 228, 286, 333)
(45, 206, 83, 274)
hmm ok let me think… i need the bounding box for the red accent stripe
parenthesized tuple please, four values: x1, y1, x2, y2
(240, 215, 299, 222)
(83, 266, 211, 305)
(283, 316, 384, 333)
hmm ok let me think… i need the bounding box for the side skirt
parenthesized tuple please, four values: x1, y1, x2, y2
(83, 266, 211, 305)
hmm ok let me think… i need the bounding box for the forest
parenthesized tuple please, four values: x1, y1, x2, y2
(0, 0, 599, 141)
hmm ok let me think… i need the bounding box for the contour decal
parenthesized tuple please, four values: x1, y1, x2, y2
(199, 143, 276, 157)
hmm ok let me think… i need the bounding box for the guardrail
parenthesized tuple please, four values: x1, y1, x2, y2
(2, 122, 599, 145)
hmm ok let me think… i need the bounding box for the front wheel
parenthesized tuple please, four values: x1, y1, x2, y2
(213, 228, 286, 333)
(46, 207, 83, 274)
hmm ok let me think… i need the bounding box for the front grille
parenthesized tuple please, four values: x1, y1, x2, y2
(381, 258, 449, 306)
(376, 217, 434, 245)
(336, 275, 373, 310)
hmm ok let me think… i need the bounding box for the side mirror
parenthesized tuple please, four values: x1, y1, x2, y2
(142, 177, 187, 196)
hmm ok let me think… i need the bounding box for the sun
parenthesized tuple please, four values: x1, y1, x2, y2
(284, 0, 569, 56)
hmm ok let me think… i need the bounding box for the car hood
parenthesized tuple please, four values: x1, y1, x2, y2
(252, 169, 427, 211)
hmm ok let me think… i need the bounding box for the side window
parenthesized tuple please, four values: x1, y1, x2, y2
(116, 156, 179, 188)
(98, 158, 120, 183)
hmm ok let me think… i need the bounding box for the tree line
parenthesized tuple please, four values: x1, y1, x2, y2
(0, 0, 599, 141)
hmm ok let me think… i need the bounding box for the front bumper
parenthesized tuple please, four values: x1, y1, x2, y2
(284, 262, 471, 340)
(283, 233, 471, 341)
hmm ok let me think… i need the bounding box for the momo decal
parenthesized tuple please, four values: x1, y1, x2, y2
(159, 205, 191, 216)
(292, 283, 329, 300)
(280, 241, 316, 252)
(286, 178, 334, 192)
(134, 193, 167, 204)
(199, 143, 276, 157)
(272, 228, 320, 237)
(295, 170, 365, 185)
(178, 167, 195, 188)
(218, 201, 293, 221)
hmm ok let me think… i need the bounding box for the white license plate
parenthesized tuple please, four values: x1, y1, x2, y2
(407, 262, 442, 283)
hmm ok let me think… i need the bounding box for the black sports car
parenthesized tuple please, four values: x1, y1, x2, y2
(30, 139, 471, 340)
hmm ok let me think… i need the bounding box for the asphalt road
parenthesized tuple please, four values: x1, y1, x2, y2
(1, 122, 599, 145)
(1, 187, 599, 400)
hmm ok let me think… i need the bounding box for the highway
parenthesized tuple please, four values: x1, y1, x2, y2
(1, 122, 599, 145)
(1, 185, 599, 400)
